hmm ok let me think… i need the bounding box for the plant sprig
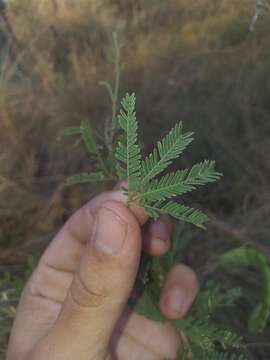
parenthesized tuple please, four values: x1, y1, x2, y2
(115, 92, 222, 229)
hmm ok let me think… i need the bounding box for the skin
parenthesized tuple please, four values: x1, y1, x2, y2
(7, 189, 199, 360)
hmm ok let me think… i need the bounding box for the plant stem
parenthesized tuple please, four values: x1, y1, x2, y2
(99, 33, 122, 160)
(111, 32, 121, 130)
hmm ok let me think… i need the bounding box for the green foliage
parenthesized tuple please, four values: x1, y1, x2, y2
(173, 316, 244, 355)
(65, 172, 105, 186)
(60, 120, 108, 179)
(130, 285, 165, 323)
(0, 255, 38, 300)
(142, 201, 209, 229)
(140, 160, 221, 201)
(140, 122, 194, 186)
(115, 93, 141, 194)
(80, 120, 99, 157)
(60, 33, 123, 185)
(99, 32, 123, 131)
(129, 225, 247, 359)
(64, 90, 222, 228)
(0, 255, 38, 341)
(115, 93, 222, 228)
(193, 281, 242, 317)
(188, 351, 247, 360)
(220, 247, 270, 334)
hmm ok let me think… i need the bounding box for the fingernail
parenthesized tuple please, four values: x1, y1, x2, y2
(166, 287, 187, 315)
(94, 207, 127, 255)
(149, 219, 169, 244)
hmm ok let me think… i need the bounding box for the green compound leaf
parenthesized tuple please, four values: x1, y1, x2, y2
(194, 351, 247, 360)
(141, 122, 194, 187)
(139, 160, 222, 202)
(193, 282, 242, 317)
(129, 254, 166, 323)
(131, 286, 165, 322)
(130, 237, 245, 360)
(219, 247, 270, 334)
(114, 93, 221, 227)
(59, 121, 99, 158)
(60, 126, 82, 137)
(115, 93, 141, 193)
(142, 200, 209, 229)
(172, 317, 244, 355)
(65, 172, 105, 186)
(80, 120, 99, 157)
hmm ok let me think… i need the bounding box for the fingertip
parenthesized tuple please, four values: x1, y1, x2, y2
(142, 215, 172, 256)
(159, 264, 199, 319)
(142, 235, 170, 256)
(89, 190, 149, 226)
(129, 201, 149, 226)
(100, 200, 139, 231)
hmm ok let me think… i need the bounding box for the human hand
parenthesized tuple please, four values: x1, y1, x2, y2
(7, 188, 199, 360)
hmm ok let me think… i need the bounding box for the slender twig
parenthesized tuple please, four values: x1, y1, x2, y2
(99, 32, 122, 153)
(112, 32, 121, 130)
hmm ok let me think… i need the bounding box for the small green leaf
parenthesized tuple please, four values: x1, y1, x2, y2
(142, 201, 209, 229)
(62, 126, 82, 136)
(220, 247, 270, 334)
(193, 282, 242, 317)
(131, 287, 165, 322)
(80, 120, 99, 156)
(115, 93, 141, 193)
(140, 160, 222, 202)
(141, 122, 194, 186)
(57, 126, 81, 141)
(65, 172, 105, 186)
(114, 93, 221, 228)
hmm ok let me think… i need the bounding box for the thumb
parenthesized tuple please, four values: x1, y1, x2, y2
(34, 201, 143, 360)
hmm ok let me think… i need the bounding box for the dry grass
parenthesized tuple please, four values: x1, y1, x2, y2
(1, 0, 270, 357)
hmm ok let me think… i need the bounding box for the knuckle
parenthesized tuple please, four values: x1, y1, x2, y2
(70, 269, 109, 309)
(26, 269, 42, 297)
(63, 205, 95, 243)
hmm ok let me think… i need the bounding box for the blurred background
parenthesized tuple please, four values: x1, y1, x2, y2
(0, 0, 270, 358)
